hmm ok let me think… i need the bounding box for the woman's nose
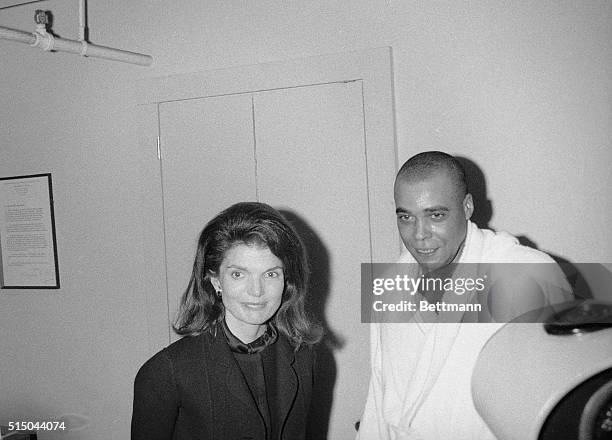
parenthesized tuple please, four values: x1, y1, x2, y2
(248, 277, 264, 297)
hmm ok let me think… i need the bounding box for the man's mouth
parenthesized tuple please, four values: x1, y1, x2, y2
(415, 248, 437, 256)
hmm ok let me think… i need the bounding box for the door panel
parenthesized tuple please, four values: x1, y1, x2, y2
(254, 81, 371, 438)
(159, 94, 257, 332)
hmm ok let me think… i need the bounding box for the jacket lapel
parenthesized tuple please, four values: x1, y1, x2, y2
(205, 328, 260, 415)
(264, 336, 298, 435)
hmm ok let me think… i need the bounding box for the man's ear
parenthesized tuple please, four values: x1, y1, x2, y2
(463, 193, 474, 220)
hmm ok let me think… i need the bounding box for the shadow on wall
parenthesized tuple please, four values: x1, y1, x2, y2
(456, 156, 493, 230)
(517, 235, 596, 300)
(279, 209, 339, 439)
(455, 156, 596, 300)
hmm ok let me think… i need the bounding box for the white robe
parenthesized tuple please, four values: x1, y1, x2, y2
(356, 221, 572, 440)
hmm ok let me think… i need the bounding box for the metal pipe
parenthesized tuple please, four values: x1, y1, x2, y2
(78, 0, 86, 41)
(0, 24, 152, 66)
(0, 26, 36, 44)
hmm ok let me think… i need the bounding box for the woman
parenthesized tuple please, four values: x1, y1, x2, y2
(132, 202, 322, 440)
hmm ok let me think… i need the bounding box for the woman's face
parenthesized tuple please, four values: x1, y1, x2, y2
(210, 243, 285, 343)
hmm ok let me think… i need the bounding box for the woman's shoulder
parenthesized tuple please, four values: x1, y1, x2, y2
(137, 333, 214, 376)
(166, 332, 213, 355)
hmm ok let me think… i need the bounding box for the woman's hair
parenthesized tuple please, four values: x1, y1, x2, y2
(173, 201, 322, 348)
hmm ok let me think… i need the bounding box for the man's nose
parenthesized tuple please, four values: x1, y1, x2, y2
(248, 277, 264, 297)
(414, 219, 431, 240)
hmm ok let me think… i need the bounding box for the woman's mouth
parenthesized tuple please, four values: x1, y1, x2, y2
(242, 302, 266, 310)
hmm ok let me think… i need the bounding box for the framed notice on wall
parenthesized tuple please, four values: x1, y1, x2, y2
(0, 174, 60, 289)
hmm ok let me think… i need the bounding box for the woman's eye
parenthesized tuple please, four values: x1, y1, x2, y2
(265, 271, 280, 278)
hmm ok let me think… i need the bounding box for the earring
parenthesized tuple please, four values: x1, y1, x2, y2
(216, 290, 222, 297)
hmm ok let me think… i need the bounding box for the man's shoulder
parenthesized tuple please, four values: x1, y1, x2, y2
(470, 222, 554, 264)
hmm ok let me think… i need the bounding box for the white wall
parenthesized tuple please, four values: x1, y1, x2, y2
(0, 1, 610, 439)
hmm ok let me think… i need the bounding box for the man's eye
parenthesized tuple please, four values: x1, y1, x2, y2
(431, 212, 446, 220)
(397, 214, 414, 223)
(230, 271, 243, 279)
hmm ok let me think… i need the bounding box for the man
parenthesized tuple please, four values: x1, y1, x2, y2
(357, 151, 571, 439)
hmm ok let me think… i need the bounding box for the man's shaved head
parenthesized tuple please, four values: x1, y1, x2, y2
(395, 151, 468, 200)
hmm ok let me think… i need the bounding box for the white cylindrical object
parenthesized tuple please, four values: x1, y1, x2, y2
(0, 26, 36, 45)
(0, 25, 152, 66)
(78, 0, 86, 41)
(46, 35, 152, 65)
(472, 322, 612, 440)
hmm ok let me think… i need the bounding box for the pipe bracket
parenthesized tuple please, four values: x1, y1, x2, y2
(34, 30, 55, 51)
(80, 40, 88, 57)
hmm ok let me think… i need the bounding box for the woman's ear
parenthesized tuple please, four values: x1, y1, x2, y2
(208, 271, 221, 293)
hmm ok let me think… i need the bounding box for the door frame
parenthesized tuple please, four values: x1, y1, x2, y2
(137, 47, 397, 353)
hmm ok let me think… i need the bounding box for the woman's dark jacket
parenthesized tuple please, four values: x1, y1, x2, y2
(131, 327, 315, 440)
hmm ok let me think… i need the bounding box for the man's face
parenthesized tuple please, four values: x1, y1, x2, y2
(394, 171, 473, 272)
